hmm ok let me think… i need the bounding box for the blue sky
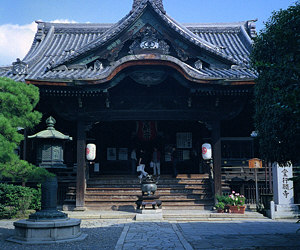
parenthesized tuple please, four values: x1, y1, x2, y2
(0, 0, 296, 66)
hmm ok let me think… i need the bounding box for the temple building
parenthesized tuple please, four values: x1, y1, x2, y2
(1, 0, 268, 210)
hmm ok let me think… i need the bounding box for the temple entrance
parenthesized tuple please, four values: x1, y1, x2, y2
(86, 120, 211, 176)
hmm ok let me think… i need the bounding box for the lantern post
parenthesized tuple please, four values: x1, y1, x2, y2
(8, 117, 87, 244)
(249, 158, 263, 209)
(26, 116, 73, 219)
(202, 143, 214, 198)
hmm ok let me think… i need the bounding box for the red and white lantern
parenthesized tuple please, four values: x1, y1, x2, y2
(202, 143, 212, 160)
(86, 143, 96, 161)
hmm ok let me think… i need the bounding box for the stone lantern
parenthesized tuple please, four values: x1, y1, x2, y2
(28, 116, 72, 169)
(7, 117, 86, 244)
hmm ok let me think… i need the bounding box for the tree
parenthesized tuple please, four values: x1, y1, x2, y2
(0, 77, 51, 182)
(251, 2, 300, 165)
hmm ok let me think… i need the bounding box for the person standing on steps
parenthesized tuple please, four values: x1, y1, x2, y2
(130, 148, 137, 175)
(150, 147, 161, 177)
(137, 148, 148, 181)
(171, 147, 178, 178)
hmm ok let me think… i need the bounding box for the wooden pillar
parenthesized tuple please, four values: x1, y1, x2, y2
(212, 120, 222, 196)
(76, 120, 86, 210)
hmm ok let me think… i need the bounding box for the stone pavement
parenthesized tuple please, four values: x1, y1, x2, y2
(0, 218, 299, 249)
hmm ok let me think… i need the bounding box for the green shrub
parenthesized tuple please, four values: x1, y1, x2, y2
(0, 183, 41, 219)
(216, 194, 232, 205)
(215, 202, 225, 210)
(29, 184, 41, 210)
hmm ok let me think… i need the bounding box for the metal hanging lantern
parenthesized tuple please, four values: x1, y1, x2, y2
(28, 116, 72, 169)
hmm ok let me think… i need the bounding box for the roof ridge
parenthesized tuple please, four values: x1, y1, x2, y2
(35, 21, 114, 30)
(132, 0, 165, 13)
(50, 1, 238, 69)
(23, 26, 55, 68)
(183, 21, 248, 28)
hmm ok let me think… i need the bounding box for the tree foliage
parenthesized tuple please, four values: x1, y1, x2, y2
(251, 2, 300, 165)
(0, 77, 51, 182)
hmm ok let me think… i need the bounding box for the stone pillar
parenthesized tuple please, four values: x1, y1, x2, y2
(76, 120, 86, 210)
(270, 163, 299, 219)
(212, 120, 222, 196)
(29, 176, 67, 221)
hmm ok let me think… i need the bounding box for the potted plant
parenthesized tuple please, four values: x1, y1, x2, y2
(215, 202, 225, 213)
(216, 194, 231, 213)
(228, 191, 246, 214)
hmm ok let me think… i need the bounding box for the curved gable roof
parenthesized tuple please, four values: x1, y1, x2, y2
(0, 0, 257, 83)
(50, 0, 239, 69)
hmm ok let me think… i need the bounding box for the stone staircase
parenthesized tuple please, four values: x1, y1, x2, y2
(84, 174, 214, 211)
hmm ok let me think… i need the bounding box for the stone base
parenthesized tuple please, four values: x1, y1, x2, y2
(62, 204, 76, 211)
(269, 202, 299, 219)
(136, 195, 162, 210)
(135, 209, 163, 221)
(73, 206, 87, 211)
(7, 218, 87, 244)
(137, 209, 163, 214)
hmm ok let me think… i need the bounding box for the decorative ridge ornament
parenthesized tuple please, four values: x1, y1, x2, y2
(129, 25, 170, 55)
(12, 58, 28, 75)
(132, 0, 165, 13)
(46, 116, 56, 130)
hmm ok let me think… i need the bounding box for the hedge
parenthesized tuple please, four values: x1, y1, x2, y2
(0, 183, 41, 219)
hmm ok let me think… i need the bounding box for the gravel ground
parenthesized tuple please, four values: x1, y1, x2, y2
(0, 220, 126, 250)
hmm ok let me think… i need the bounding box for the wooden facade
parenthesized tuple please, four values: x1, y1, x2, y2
(1, 0, 263, 209)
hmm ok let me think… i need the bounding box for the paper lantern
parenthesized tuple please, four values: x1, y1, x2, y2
(202, 143, 212, 160)
(86, 143, 96, 161)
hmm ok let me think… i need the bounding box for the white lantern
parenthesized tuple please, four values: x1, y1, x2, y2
(202, 143, 212, 160)
(86, 143, 96, 161)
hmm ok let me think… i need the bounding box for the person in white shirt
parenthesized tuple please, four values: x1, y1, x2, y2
(137, 149, 148, 181)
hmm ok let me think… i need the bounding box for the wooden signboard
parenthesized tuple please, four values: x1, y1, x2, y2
(249, 158, 262, 206)
(249, 158, 262, 169)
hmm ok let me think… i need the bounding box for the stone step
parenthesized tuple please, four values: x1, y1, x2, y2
(87, 181, 210, 188)
(85, 193, 209, 200)
(85, 189, 207, 195)
(85, 200, 213, 206)
(163, 211, 266, 219)
(64, 209, 267, 220)
(89, 174, 209, 179)
(86, 186, 207, 192)
(87, 183, 210, 189)
(88, 175, 210, 184)
(67, 174, 213, 211)
(84, 195, 211, 202)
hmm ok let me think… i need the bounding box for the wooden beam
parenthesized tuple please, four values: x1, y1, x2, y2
(75, 120, 86, 210)
(25, 80, 69, 86)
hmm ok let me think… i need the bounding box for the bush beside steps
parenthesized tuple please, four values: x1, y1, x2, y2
(0, 183, 41, 219)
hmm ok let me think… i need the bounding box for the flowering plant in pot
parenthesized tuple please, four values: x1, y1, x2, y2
(228, 191, 246, 214)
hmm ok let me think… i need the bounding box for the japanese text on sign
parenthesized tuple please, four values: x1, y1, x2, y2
(282, 168, 290, 198)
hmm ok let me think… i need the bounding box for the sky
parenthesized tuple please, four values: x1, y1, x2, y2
(0, 0, 296, 66)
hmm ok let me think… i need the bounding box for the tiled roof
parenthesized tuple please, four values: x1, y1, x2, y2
(50, 1, 238, 69)
(28, 54, 256, 83)
(0, 1, 257, 83)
